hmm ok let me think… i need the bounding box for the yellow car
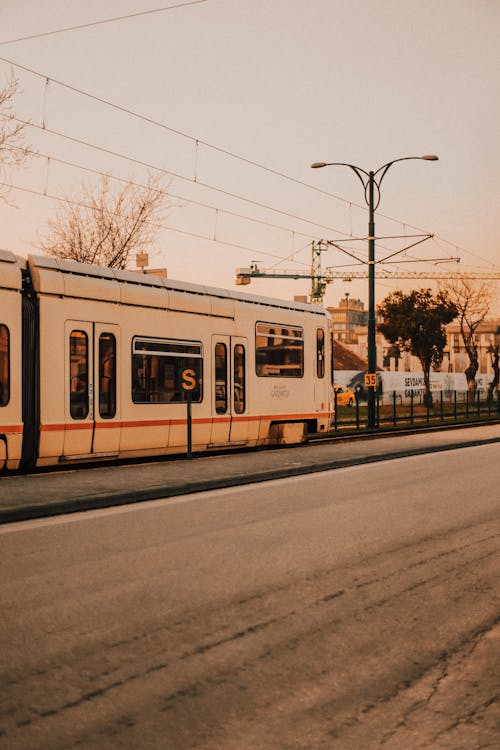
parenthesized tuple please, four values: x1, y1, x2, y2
(334, 385, 355, 407)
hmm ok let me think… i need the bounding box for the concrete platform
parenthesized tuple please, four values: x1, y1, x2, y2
(1, 423, 499, 523)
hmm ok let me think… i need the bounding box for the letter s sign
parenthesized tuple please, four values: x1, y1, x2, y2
(181, 368, 197, 391)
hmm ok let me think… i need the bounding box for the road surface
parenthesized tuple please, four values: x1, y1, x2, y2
(1, 444, 499, 749)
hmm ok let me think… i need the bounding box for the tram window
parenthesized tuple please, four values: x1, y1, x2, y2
(316, 328, 325, 378)
(214, 342, 227, 414)
(233, 344, 246, 414)
(69, 331, 89, 419)
(331, 332, 335, 385)
(0, 325, 9, 407)
(255, 322, 304, 377)
(99, 333, 116, 418)
(132, 336, 203, 403)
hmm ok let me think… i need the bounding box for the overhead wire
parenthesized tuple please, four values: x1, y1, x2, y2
(0, 114, 433, 271)
(2, 179, 297, 265)
(1, 108, 488, 273)
(0, 55, 494, 270)
(0, 1, 210, 46)
(3, 143, 325, 251)
(0, 112, 350, 241)
(0, 55, 387, 217)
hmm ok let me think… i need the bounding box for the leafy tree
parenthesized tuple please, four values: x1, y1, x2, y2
(377, 289, 458, 405)
(39, 172, 167, 269)
(382, 343, 401, 370)
(438, 278, 492, 392)
(0, 72, 32, 203)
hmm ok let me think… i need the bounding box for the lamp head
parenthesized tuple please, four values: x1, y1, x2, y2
(310, 162, 327, 168)
(422, 154, 439, 161)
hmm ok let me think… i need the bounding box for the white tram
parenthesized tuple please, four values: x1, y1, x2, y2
(0, 251, 334, 471)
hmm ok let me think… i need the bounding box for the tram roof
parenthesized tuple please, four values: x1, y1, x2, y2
(26, 254, 327, 316)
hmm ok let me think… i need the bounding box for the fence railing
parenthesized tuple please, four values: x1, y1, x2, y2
(332, 389, 500, 432)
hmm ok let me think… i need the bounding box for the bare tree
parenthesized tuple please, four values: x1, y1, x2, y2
(439, 278, 492, 392)
(39, 172, 168, 269)
(487, 327, 500, 397)
(0, 72, 31, 203)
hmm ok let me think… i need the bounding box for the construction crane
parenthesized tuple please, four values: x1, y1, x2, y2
(325, 269, 500, 281)
(236, 241, 329, 304)
(236, 242, 500, 305)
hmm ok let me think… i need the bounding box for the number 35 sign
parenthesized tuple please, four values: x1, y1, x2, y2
(364, 373, 378, 388)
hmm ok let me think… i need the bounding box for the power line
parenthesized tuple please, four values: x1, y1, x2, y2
(1, 179, 300, 266)
(2, 114, 485, 274)
(0, 55, 390, 217)
(0, 112, 349, 241)
(6, 143, 322, 250)
(2, 112, 493, 275)
(0, 54, 495, 269)
(0, 1, 210, 46)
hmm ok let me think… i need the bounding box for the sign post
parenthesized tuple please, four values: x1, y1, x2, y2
(181, 368, 197, 459)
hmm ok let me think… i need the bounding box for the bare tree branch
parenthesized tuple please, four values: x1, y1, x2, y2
(0, 71, 32, 204)
(487, 329, 500, 396)
(38, 172, 168, 269)
(438, 278, 492, 390)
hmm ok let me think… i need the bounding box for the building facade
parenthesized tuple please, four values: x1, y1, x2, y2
(327, 296, 368, 345)
(343, 318, 500, 376)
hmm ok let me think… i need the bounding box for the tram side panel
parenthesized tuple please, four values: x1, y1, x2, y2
(28, 254, 333, 467)
(118, 299, 215, 457)
(241, 303, 332, 444)
(117, 304, 170, 456)
(33, 266, 233, 464)
(111, 295, 330, 456)
(0, 255, 24, 470)
(30, 259, 121, 466)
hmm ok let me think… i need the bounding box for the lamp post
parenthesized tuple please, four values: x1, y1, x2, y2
(311, 155, 438, 429)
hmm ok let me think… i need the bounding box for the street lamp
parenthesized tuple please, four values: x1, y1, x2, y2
(311, 155, 438, 429)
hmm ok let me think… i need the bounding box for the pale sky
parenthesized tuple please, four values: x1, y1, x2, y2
(0, 0, 499, 310)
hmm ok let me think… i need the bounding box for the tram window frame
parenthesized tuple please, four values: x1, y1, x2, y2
(0, 324, 10, 407)
(255, 322, 304, 378)
(316, 328, 325, 379)
(214, 342, 228, 414)
(331, 332, 335, 385)
(98, 332, 117, 419)
(131, 336, 203, 404)
(69, 330, 89, 420)
(233, 344, 246, 414)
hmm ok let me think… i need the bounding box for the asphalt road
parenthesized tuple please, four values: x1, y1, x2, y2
(1, 443, 499, 749)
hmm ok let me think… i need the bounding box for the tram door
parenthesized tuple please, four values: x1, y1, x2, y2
(64, 321, 120, 458)
(211, 335, 249, 446)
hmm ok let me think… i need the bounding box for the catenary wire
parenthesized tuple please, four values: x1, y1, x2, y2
(0, 112, 353, 240)
(0, 55, 493, 268)
(0, 54, 427, 227)
(0, 2, 210, 46)
(0, 114, 449, 270)
(0, 117, 484, 273)
(5, 143, 327, 253)
(2, 179, 308, 266)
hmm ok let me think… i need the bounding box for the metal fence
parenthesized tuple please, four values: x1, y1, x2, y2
(333, 389, 500, 432)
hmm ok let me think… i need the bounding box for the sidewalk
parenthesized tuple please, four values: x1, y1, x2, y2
(1, 423, 499, 523)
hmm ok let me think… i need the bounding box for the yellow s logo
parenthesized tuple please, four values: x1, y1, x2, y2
(181, 369, 197, 391)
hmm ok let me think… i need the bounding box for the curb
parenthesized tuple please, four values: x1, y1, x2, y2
(2, 435, 499, 524)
